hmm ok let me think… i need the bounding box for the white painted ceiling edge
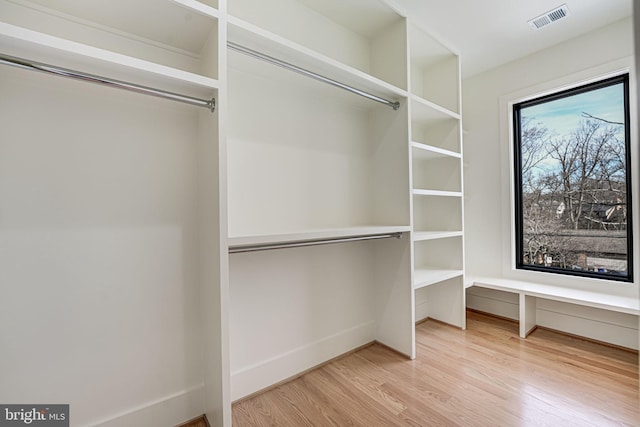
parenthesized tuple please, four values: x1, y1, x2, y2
(393, 0, 632, 78)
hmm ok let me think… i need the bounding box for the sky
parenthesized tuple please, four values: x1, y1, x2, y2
(521, 82, 625, 138)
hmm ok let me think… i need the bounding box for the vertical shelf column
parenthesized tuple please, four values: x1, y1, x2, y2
(202, 1, 230, 425)
(408, 22, 466, 329)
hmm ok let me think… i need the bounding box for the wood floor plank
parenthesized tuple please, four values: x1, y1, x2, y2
(232, 311, 639, 426)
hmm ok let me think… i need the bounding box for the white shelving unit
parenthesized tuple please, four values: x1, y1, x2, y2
(0, 0, 227, 426)
(225, 0, 414, 401)
(408, 23, 466, 328)
(1, 0, 465, 424)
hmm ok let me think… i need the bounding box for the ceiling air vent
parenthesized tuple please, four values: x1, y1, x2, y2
(528, 4, 570, 30)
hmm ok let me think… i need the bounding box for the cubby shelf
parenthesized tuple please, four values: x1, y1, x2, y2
(413, 189, 462, 197)
(409, 22, 460, 115)
(413, 268, 464, 290)
(411, 94, 460, 122)
(413, 231, 464, 241)
(411, 141, 461, 159)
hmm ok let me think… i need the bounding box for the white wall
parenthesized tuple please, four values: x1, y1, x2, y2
(463, 17, 639, 347)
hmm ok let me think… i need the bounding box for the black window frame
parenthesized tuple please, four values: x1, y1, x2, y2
(513, 73, 633, 282)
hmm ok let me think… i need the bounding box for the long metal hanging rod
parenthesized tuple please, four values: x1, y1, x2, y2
(227, 41, 400, 111)
(0, 53, 216, 112)
(229, 231, 403, 254)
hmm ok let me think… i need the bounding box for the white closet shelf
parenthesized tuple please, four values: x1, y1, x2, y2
(413, 231, 463, 241)
(229, 226, 411, 249)
(413, 269, 463, 290)
(0, 22, 219, 99)
(413, 189, 462, 197)
(169, 0, 219, 18)
(411, 141, 461, 159)
(7, 0, 218, 53)
(411, 94, 459, 123)
(227, 16, 407, 106)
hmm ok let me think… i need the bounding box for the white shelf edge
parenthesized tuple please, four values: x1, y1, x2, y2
(0, 22, 219, 92)
(413, 231, 463, 241)
(227, 15, 408, 101)
(411, 141, 461, 159)
(413, 269, 463, 290)
(169, 0, 219, 18)
(229, 226, 411, 248)
(411, 94, 460, 120)
(413, 189, 462, 197)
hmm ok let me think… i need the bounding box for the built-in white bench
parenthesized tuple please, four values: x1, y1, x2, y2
(467, 276, 640, 338)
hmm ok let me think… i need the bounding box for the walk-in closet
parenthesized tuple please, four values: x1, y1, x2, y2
(3, 0, 635, 426)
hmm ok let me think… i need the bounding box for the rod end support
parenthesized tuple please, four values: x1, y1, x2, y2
(391, 101, 400, 111)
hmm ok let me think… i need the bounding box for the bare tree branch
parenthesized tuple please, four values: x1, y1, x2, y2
(581, 112, 623, 125)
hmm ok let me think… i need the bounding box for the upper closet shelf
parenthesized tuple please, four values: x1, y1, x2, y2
(228, 17, 407, 107)
(0, 0, 219, 94)
(229, 226, 411, 252)
(0, 22, 219, 99)
(3, 0, 219, 49)
(228, 0, 408, 92)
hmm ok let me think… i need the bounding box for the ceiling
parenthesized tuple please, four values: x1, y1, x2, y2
(393, 0, 633, 78)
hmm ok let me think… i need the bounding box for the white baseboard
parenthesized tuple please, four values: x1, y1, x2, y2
(467, 290, 639, 350)
(415, 297, 429, 322)
(91, 385, 204, 427)
(467, 287, 518, 320)
(231, 321, 375, 401)
(537, 309, 639, 349)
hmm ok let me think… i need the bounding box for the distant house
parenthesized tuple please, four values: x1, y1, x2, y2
(525, 229, 628, 274)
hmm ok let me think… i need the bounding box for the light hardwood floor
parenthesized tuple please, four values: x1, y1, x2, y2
(232, 310, 639, 426)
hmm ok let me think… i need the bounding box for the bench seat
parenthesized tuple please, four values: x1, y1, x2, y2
(467, 276, 639, 338)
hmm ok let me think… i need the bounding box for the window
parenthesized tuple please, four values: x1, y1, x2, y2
(513, 74, 632, 281)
